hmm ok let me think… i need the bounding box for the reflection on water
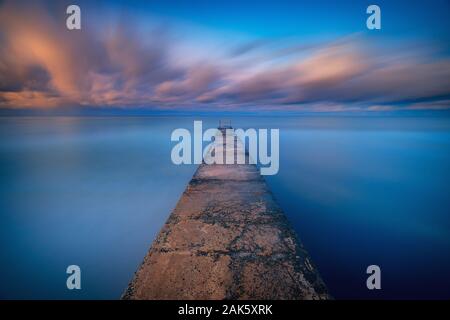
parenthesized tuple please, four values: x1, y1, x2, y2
(0, 116, 449, 299)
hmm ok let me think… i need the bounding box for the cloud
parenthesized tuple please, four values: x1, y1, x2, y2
(1, 0, 449, 112)
(0, 1, 182, 108)
(208, 40, 450, 110)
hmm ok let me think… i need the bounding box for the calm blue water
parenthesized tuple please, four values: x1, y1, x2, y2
(0, 116, 449, 299)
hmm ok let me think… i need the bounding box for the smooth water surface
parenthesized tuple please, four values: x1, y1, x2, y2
(1, 116, 449, 299)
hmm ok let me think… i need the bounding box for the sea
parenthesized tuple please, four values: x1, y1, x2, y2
(1, 115, 449, 299)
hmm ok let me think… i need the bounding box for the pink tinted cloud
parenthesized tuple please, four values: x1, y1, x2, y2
(0, 1, 449, 112)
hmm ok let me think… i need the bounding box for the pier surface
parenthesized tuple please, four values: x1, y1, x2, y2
(123, 129, 330, 300)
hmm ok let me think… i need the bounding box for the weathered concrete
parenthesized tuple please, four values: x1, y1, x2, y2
(122, 128, 330, 300)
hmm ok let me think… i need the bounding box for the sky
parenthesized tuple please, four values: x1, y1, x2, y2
(0, 0, 449, 113)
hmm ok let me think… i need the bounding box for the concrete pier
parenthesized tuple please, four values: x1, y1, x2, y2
(122, 127, 330, 300)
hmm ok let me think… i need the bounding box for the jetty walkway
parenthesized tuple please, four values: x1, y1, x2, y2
(123, 126, 330, 299)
